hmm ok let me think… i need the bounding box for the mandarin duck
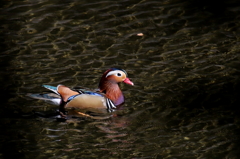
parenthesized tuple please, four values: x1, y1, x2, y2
(29, 68, 134, 119)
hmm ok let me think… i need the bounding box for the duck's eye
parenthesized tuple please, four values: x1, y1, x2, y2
(117, 73, 122, 77)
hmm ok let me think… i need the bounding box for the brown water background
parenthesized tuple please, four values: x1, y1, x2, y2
(1, 0, 240, 158)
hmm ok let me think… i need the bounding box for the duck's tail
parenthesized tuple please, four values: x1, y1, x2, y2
(27, 85, 62, 105)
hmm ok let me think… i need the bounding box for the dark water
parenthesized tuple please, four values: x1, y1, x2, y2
(1, 0, 240, 158)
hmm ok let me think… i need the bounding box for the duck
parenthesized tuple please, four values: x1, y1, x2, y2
(29, 68, 134, 119)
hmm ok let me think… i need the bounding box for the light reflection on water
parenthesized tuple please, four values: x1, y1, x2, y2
(1, 0, 240, 158)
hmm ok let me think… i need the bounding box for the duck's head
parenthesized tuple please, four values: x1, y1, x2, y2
(99, 68, 134, 92)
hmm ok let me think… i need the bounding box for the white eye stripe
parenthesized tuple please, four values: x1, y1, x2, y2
(106, 70, 123, 78)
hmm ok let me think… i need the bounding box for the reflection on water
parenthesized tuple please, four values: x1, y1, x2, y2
(1, 0, 240, 158)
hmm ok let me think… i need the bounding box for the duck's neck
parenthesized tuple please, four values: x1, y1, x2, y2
(100, 81, 124, 106)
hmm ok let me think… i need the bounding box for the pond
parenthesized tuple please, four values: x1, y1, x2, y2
(1, 0, 240, 158)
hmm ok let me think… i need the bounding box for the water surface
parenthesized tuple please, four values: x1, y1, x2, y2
(1, 0, 240, 158)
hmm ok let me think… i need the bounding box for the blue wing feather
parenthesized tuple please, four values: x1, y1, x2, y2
(83, 91, 103, 96)
(42, 85, 59, 95)
(66, 90, 104, 103)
